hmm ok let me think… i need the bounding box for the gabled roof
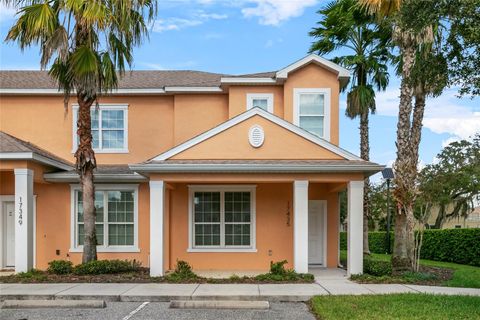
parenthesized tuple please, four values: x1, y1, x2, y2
(0, 131, 73, 170)
(141, 108, 362, 163)
(0, 54, 350, 94)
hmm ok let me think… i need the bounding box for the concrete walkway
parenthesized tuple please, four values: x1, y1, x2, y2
(1, 281, 479, 302)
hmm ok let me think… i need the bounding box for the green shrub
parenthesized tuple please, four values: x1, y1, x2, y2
(73, 259, 139, 275)
(47, 260, 73, 275)
(165, 260, 198, 282)
(341, 228, 480, 266)
(17, 269, 47, 281)
(364, 258, 392, 276)
(270, 260, 288, 275)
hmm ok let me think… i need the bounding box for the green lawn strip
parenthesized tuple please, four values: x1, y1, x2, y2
(310, 294, 480, 320)
(340, 250, 480, 288)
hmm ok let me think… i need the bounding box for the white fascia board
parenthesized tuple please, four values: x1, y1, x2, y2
(151, 107, 362, 161)
(0, 88, 166, 95)
(44, 172, 147, 182)
(164, 86, 223, 92)
(0, 152, 72, 171)
(276, 54, 350, 79)
(129, 163, 384, 173)
(220, 78, 277, 84)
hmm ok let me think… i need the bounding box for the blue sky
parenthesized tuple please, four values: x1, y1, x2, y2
(1, 0, 479, 181)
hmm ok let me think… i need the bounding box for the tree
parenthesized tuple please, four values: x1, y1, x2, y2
(309, 0, 391, 254)
(5, 0, 157, 263)
(418, 135, 480, 229)
(361, 0, 480, 271)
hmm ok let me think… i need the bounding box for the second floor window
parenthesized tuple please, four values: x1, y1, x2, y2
(247, 93, 274, 113)
(73, 104, 128, 153)
(294, 88, 331, 140)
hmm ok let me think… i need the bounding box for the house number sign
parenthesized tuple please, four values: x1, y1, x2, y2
(17, 196, 23, 226)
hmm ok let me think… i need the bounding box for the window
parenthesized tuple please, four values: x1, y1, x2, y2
(293, 88, 330, 140)
(247, 93, 274, 113)
(188, 186, 256, 252)
(72, 104, 128, 153)
(71, 185, 138, 252)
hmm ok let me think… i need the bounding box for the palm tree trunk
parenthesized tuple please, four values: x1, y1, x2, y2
(392, 40, 416, 272)
(360, 111, 371, 254)
(75, 92, 97, 263)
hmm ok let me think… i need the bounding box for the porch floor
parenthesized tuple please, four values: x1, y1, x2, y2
(308, 267, 347, 280)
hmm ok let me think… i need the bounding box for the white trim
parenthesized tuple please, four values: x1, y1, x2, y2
(293, 180, 309, 273)
(164, 86, 223, 92)
(188, 185, 256, 252)
(44, 172, 147, 183)
(151, 108, 361, 161)
(0, 88, 167, 95)
(0, 87, 227, 95)
(149, 180, 165, 276)
(276, 54, 350, 80)
(72, 104, 129, 154)
(220, 78, 277, 84)
(0, 152, 72, 171)
(347, 180, 364, 276)
(69, 184, 140, 253)
(246, 93, 274, 113)
(293, 88, 331, 141)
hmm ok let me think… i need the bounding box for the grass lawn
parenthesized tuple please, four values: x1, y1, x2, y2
(340, 250, 480, 288)
(310, 294, 480, 320)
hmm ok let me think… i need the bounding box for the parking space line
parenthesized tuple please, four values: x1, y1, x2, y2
(121, 301, 149, 320)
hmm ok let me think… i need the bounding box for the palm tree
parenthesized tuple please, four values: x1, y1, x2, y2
(5, 0, 156, 263)
(309, 0, 391, 254)
(359, 0, 435, 271)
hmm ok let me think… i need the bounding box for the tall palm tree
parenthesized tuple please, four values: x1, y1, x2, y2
(359, 0, 435, 271)
(5, 0, 156, 263)
(309, 0, 391, 254)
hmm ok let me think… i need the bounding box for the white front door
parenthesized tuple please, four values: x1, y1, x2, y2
(3, 202, 15, 267)
(308, 200, 326, 265)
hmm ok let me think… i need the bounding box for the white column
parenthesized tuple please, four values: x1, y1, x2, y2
(347, 180, 364, 276)
(293, 180, 309, 273)
(14, 169, 34, 273)
(149, 180, 165, 276)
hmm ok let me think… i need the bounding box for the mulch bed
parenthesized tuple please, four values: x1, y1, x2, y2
(353, 265, 454, 286)
(0, 268, 314, 284)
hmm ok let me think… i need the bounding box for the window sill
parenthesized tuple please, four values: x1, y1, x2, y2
(69, 247, 140, 253)
(187, 248, 257, 253)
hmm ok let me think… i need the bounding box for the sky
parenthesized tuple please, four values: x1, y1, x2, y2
(1, 0, 479, 182)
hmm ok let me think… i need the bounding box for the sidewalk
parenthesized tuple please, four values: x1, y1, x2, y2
(1, 280, 479, 302)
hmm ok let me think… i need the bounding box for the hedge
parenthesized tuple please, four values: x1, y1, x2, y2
(340, 228, 480, 266)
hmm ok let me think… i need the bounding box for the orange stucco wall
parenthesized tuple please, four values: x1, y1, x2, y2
(33, 182, 151, 269)
(228, 86, 284, 119)
(283, 63, 340, 145)
(173, 94, 228, 145)
(172, 115, 344, 160)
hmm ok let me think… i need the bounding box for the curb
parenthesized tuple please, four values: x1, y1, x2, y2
(1, 299, 106, 309)
(170, 300, 270, 309)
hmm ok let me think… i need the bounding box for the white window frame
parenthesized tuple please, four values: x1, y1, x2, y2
(69, 184, 139, 253)
(72, 104, 129, 154)
(246, 93, 274, 113)
(293, 88, 331, 141)
(187, 185, 257, 253)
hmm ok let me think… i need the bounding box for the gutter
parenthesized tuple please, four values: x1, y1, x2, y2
(44, 172, 147, 183)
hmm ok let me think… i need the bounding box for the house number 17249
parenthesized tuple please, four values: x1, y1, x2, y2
(18, 196, 23, 226)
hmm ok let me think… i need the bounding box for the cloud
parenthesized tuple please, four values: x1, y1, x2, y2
(241, 0, 318, 26)
(373, 87, 480, 141)
(0, 3, 17, 23)
(152, 10, 227, 33)
(264, 37, 283, 48)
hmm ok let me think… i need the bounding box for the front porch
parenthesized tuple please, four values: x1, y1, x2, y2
(147, 174, 365, 277)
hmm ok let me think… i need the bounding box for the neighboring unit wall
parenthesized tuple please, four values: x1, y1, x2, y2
(33, 182, 151, 269)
